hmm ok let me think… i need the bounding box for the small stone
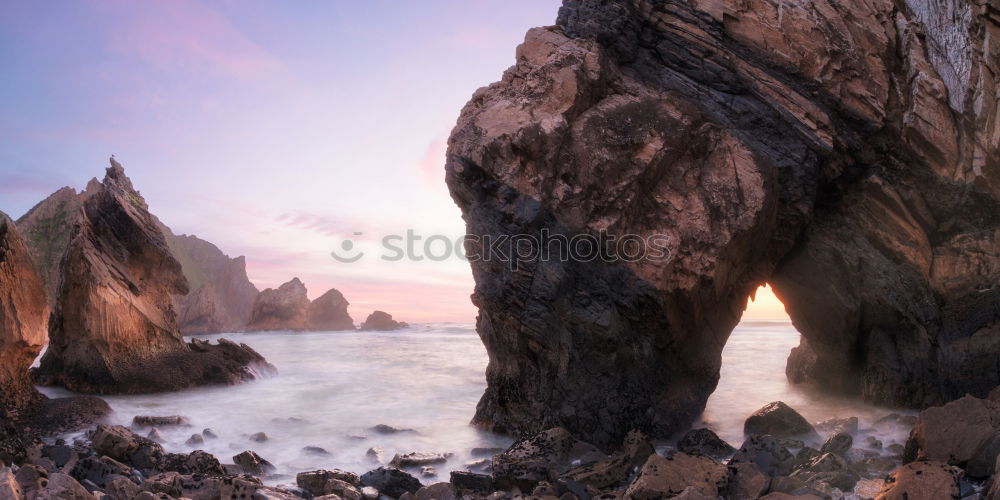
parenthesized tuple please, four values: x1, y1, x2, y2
(676, 428, 736, 459)
(366, 447, 384, 463)
(302, 446, 331, 456)
(420, 466, 437, 477)
(186, 434, 205, 447)
(147, 428, 166, 443)
(390, 452, 452, 467)
(202, 428, 218, 439)
(233, 450, 275, 475)
(369, 424, 415, 435)
(132, 416, 189, 427)
(819, 432, 852, 457)
(249, 432, 269, 442)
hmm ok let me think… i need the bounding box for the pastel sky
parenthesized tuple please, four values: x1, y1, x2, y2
(0, 0, 790, 323)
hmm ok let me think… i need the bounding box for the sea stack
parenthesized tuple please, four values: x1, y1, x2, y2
(446, 0, 999, 446)
(246, 278, 311, 331)
(34, 158, 274, 394)
(359, 311, 407, 331)
(306, 288, 355, 331)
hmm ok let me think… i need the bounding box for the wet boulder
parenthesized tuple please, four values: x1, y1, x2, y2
(89, 424, 165, 472)
(492, 427, 605, 490)
(360, 467, 421, 498)
(400, 482, 456, 500)
(133, 416, 189, 428)
(789, 452, 860, 492)
(390, 452, 452, 467)
(233, 450, 275, 475)
(677, 428, 736, 460)
(744, 402, 816, 438)
(623, 452, 728, 499)
(297, 469, 362, 496)
(819, 432, 852, 457)
(558, 429, 654, 490)
(722, 462, 769, 500)
(449, 471, 493, 493)
(904, 394, 1000, 478)
(730, 435, 796, 476)
(159, 450, 225, 475)
(815, 417, 859, 436)
(876, 461, 962, 500)
(70, 455, 132, 488)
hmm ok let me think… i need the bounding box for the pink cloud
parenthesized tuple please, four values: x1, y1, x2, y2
(96, 0, 282, 78)
(417, 138, 448, 187)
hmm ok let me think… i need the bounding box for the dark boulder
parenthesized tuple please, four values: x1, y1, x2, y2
(744, 402, 816, 438)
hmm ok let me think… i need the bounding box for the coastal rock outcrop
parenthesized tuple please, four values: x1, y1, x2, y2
(33, 159, 274, 394)
(246, 278, 311, 331)
(0, 217, 109, 463)
(162, 229, 259, 335)
(18, 176, 259, 335)
(306, 288, 355, 331)
(360, 311, 407, 331)
(0, 217, 49, 418)
(445, 0, 1000, 446)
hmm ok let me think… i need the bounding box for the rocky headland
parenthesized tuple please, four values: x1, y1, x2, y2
(31, 159, 274, 394)
(161, 228, 260, 335)
(446, 0, 1000, 447)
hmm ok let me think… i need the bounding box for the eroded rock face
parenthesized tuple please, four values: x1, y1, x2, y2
(16, 182, 100, 300)
(0, 217, 49, 417)
(446, 0, 1000, 445)
(33, 159, 273, 394)
(163, 230, 259, 335)
(246, 278, 311, 331)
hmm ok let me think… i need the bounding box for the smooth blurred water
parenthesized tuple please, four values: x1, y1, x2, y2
(700, 320, 915, 450)
(39, 320, 914, 488)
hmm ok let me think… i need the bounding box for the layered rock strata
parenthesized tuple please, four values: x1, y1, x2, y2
(446, 0, 1000, 446)
(33, 159, 274, 394)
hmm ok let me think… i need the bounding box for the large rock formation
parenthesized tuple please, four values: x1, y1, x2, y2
(0, 217, 50, 417)
(306, 288, 354, 331)
(247, 278, 355, 331)
(446, 0, 1000, 446)
(0, 217, 110, 463)
(246, 278, 311, 331)
(33, 159, 274, 394)
(161, 229, 259, 334)
(18, 181, 258, 335)
(359, 311, 407, 331)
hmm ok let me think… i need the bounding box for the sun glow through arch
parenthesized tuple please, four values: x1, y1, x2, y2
(742, 283, 790, 321)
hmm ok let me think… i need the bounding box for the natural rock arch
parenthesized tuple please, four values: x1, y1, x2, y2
(445, 0, 1000, 447)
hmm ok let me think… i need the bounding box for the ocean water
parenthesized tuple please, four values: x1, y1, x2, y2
(38, 321, 914, 489)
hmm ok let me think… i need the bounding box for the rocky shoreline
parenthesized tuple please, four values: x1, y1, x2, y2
(2, 395, 997, 500)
